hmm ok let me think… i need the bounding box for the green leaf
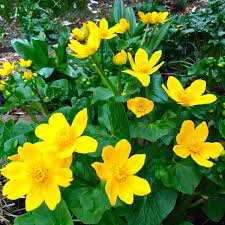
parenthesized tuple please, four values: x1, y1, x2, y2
(113, 0, 124, 22)
(128, 187, 177, 225)
(162, 159, 203, 195)
(124, 7, 136, 34)
(37, 67, 54, 78)
(14, 200, 73, 225)
(147, 21, 171, 51)
(130, 111, 176, 142)
(108, 98, 130, 140)
(47, 79, 69, 100)
(202, 194, 225, 222)
(98, 211, 127, 225)
(55, 27, 70, 65)
(148, 72, 168, 103)
(63, 183, 110, 224)
(219, 120, 225, 139)
(91, 87, 114, 104)
(57, 64, 78, 78)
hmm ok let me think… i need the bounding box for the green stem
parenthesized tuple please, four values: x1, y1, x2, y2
(21, 103, 38, 123)
(146, 24, 157, 46)
(141, 24, 149, 46)
(30, 80, 48, 116)
(189, 198, 205, 209)
(92, 55, 118, 96)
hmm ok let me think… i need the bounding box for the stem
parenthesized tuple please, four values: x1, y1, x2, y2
(141, 24, 149, 46)
(146, 24, 157, 46)
(189, 198, 205, 209)
(30, 80, 48, 116)
(21, 103, 38, 123)
(92, 55, 118, 96)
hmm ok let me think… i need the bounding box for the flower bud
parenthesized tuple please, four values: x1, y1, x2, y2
(113, 50, 127, 66)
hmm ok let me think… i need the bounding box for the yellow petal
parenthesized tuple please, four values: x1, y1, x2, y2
(100, 18, 108, 30)
(127, 52, 137, 71)
(3, 178, 32, 200)
(43, 182, 61, 210)
(126, 154, 146, 174)
(135, 72, 151, 87)
(92, 162, 111, 180)
(185, 80, 206, 96)
(167, 76, 184, 92)
(102, 145, 115, 162)
(74, 135, 98, 154)
(72, 108, 88, 138)
(191, 153, 213, 168)
(115, 139, 131, 164)
(105, 178, 118, 206)
(148, 61, 164, 75)
(173, 145, 190, 158)
(35, 124, 55, 141)
(54, 168, 73, 187)
(49, 113, 70, 129)
(135, 48, 149, 67)
(1, 162, 27, 179)
(194, 121, 208, 143)
(176, 120, 195, 145)
(149, 50, 162, 67)
(118, 182, 134, 204)
(127, 175, 151, 196)
(26, 185, 44, 211)
(192, 94, 217, 105)
(201, 142, 224, 159)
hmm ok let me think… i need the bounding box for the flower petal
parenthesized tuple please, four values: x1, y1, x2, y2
(185, 80, 206, 96)
(126, 154, 146, 174)
(127, 53, 137, 71)
(149, 50, 162, 67)
(173, 145, 190, 158)
(26, 185, 44, 211)
(92, 162, 112, 180)
(201, 142, 224, 159)
(3, 178, 32, 200)
(192, 94, 217, 105)
(49, 113, 70, 129)
(74, 135, 98, 154)
(191, 153, 213, 168)
(1, 162, 27, 179)
(54, 168, 73, 187)
(148, 61, 164, 75)
(135, 48, 149, 67)
(135, 72, 151, 87)
(72, 108, 88, 138)
(194, 121, 208, 143)
(35, 124, 56, 141)
(118, 182, 134, 204)
(127, 175, 151, 196)
(105, 178, 118, 206)
(115, 139, 131, 164)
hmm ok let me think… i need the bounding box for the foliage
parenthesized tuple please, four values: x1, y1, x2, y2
(0, 0, 225, 225)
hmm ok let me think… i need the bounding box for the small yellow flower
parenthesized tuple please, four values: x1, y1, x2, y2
(0, 79, 7, 90)
(162, 76, 217, 106)
(1, 142, 73, 211)
(113, 50, 127, 65)
(121, 91, 126, 96)
(115, 18, 130, 34)
(92, 139, 151, 206)
(68, 22, 101, 59)
(0, 62, 14, 76)
(173, 120, 224, 168)
(23, 70, 33, 80)
(123, 48, 164, 87)
(127, 97, 154, 118)
(18, 59, 32, 68)
(138, 11, 169, 24)
(99, 18, 118, 39)
(72, 22, 89, 41)
(35, 108, 98, 158)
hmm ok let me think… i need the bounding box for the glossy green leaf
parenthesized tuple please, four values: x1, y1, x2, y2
(91, 87, 114, 104)
(113, 0, 124, 22)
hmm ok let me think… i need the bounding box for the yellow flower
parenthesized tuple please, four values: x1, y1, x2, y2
(18, 59, 32, 68)
(0, 79, 7, 90)
(35, 108, 98, 158)
(138, 11, 169, 24)
(72, 22, 89, 41)
(115, 18, 130, 34)
(173, 120, 224, 168)
(22, 70, 33, 80)
(1, 142, 73, 211)
(68, 21, 101, 59)
(162, 76, 217, 106)
(127, 97, 154, 118)
(113, 50, 127, 65)
(99, 18, 118, 39)
(0, 62, 14, 76)
(92, 139, 151, 206)
(123, 48, 164, 87)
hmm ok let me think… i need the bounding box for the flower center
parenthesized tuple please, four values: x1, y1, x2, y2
(189, 143, 200, 153)
(178, 91, 193, 106)
(34, 167, 48, 183)
(56, 128, 75, 147)
(113, 164, 127, 183)
(136, 102, 146, 113)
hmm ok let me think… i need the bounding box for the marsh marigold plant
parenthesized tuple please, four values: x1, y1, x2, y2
(138, 11, 169, 24)
(173, 120, 224, 167)
(92, 139, 151, 206)
(0, 62, 14, 76)
(1, 142, 73, 211)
